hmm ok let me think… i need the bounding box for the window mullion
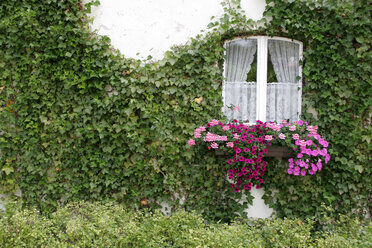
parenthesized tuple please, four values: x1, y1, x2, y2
(256, 37, 268, 122)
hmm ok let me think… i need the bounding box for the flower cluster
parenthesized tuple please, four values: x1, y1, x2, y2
(266, 120, 330, 176)
(226, 121, 269, 192)
(188, 118, 330, 192)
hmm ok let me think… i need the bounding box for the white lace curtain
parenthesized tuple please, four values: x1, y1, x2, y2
(267, 40, 300, 122)
(223, 39, 257, 122)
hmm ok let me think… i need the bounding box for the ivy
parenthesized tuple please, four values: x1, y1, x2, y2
(0, 0, 370, 221)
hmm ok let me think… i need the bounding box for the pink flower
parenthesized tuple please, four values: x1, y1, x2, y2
(209, 119, 219, 127)
(307, 125, 317, 134)
(223, 125, 230, 131)
(233, 133, 239, 139)
(194, 132, 201, 138)
(226, 142, 234, 148)
(279, 133, 286, 139)
(301, 170, 306, 176)
(188, 139, 196, 147)
(287, 168, 293, 174)
(233, 106, 240, 111)
(199, 126, 206, 132)
(292, 134, 300, 140)
(289, 125, 296, 131)
(297, 120, 304, 126)
(299, 140, 307, 147)
(211, 142, 218, 149)
(265, 135, 273, 141)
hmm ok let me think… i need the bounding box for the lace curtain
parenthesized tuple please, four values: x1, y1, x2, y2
(223, 39, 257, 122)
(267, 40, 300, 122)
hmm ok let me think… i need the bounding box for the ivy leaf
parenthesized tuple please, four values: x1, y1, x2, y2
(2, 167, 14, 175)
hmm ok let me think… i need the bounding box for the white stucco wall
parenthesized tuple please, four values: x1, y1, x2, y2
(85, 0, 266, 60)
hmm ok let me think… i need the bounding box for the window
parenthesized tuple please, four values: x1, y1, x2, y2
(223, 36, 302, 123)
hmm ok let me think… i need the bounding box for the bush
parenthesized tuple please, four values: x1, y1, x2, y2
(0, 201, 370, 247)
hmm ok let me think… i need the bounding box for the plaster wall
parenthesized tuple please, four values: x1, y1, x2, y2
(85, 0, 266, 60)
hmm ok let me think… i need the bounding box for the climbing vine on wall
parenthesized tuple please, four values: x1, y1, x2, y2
(0, 0, 370, 221)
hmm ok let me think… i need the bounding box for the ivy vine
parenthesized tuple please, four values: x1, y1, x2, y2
(0, 0, 370, 222)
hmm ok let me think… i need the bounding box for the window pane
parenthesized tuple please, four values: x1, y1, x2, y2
(224, 39, 257, 122)
(266, 39, 300, 122)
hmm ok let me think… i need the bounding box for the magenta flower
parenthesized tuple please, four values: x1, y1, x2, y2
(244, 148, 249, 153)
(227, 159, 233, 164)
(287, 168, 293, 174)
(297, 120, 304, 126)
(301, 170, 306, 176)
(312, 150, 319, 156)
(320, 148, 327, 156)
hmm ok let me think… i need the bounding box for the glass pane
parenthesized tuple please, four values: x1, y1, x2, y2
(266, 39, 300, 122)
(224, 39, 257, 122)
(246, 52, 257, 82)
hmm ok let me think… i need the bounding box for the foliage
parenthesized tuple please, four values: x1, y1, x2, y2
(0, 201, 371, 248)
(0, 0, 371, 221)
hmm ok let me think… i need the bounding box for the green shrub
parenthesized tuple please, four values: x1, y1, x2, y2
(0, 201, 371, 247)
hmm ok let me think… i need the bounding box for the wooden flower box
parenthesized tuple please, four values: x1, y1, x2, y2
(215, 146, 294, 158)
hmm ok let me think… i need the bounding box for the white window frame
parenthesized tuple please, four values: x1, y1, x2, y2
(222, 36, 303, 123)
